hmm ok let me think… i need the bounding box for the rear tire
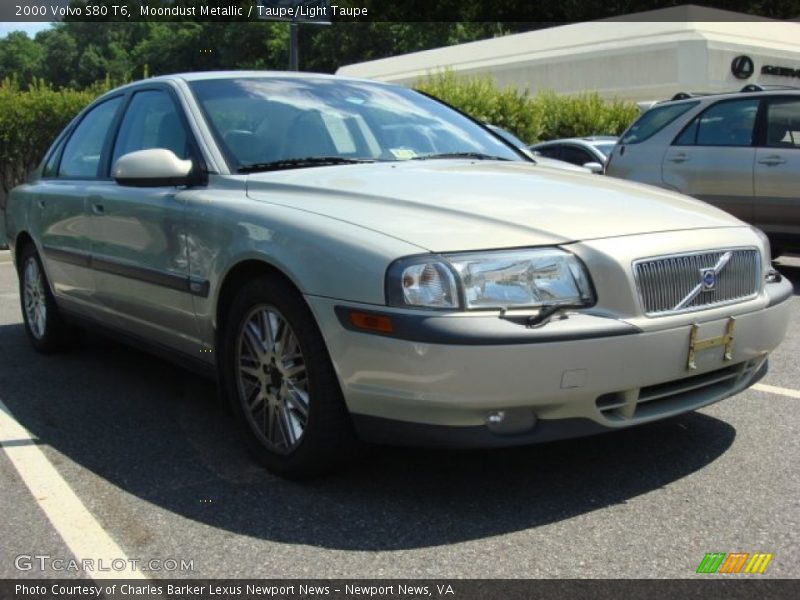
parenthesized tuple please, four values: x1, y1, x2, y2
(221, 275, 358, 479)
(17, 244, 69, 353)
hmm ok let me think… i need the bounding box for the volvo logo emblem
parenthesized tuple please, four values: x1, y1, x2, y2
(731, 55, 755, 80)
(674, 252, 733, 310)
(701, 269, 717, 291)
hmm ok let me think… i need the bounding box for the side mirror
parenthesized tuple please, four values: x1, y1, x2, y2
(583, 161, 604, 174)
(113, 148, 194, 187)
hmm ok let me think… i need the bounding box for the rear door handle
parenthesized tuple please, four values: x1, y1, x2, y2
(758, 155, 786, 166)
(37, 199, 45, 209)
(91, 203, 104, 215)
(669, 153, 688, 163)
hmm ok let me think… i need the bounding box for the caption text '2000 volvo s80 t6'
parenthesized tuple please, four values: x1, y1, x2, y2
(4, 72, 793, 478)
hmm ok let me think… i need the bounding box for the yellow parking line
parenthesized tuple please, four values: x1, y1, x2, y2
(0, 397, 146, 580)
(752, 383, 800, 399)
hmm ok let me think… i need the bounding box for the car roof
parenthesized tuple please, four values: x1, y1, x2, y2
(95, 70, 395, 99)
(167, 70, 386, 85)
(532, 137, 617, 146)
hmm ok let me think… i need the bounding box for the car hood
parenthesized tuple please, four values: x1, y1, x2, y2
(244, 160, 743, 253)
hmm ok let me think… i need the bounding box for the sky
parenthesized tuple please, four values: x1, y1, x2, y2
(0, 22, 55, 39)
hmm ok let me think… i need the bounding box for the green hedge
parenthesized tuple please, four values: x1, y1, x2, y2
(414, 70, 639, 145)
(0, 78, 107, 196)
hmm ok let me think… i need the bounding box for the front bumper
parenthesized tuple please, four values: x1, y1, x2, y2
(306, 277, 793, 448)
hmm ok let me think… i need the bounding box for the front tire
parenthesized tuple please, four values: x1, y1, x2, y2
(18, 244, 68, 353)
(221, 275, 357, 478)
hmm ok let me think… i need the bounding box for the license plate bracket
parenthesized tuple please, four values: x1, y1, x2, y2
(687, 317, 736, 370)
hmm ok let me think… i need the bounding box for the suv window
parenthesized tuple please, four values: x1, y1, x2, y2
(620, 101, 698, 145)
(58, 97, 122, 179)
(691, 99, 759, 147)
(765, 98, 800, 148)
(112, 90, 190, 167)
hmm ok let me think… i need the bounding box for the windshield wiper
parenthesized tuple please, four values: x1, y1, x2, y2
(237, 157, 375, 173)
(409, 152, 511, 161)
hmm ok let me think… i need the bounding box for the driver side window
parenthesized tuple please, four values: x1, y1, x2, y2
(112, 90, 190, 168)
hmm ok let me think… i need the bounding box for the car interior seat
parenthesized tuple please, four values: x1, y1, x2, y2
(767, 121, 792, 147)
(283, 111, 336, 159)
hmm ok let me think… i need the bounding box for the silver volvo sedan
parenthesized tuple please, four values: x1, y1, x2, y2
(4, 72, 793, 478)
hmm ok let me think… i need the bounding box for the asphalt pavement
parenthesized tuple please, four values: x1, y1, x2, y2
(0, 249, 798, 579)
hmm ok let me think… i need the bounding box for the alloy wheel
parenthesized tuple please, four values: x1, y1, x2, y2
(235, 305, 310, 453)
(23, 256, 47, 339)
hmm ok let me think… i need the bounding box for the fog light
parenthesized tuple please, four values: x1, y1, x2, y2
(485, 408, 537, 435)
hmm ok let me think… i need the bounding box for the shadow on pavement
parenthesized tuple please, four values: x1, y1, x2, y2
(0, 321, 736, 551)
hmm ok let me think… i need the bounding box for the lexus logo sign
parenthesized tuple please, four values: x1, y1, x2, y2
(731, 55, 755, 79)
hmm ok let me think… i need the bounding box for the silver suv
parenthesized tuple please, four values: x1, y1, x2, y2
(606, 88, 800, 257)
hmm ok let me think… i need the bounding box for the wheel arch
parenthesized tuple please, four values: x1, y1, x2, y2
(214, 258, 305, 347)
(14, 231, 35, 268)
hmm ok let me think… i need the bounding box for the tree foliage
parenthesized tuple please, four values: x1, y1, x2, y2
(1, 0, 797, 90)
(0, 78, 109, 194)
(416, 70, 639, 143)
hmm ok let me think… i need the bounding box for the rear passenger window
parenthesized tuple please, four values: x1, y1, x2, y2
(695, 99, 759, 147)
(42, 137, 66, 178)
(765, 99, 800, 148)
(59, 97, 122, 179)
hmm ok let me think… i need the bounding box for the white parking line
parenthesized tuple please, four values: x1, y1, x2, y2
(0, 397, 146, 580)
(752, 383, 800, 399)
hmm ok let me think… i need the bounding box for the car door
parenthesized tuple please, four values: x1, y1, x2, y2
(31, 95, 124, 317)
(753, 96, 800, 241)
(89, 86, 202, 355)
(662, 98, 759, 223)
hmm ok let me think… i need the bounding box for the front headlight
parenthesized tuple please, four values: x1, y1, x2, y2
(386, 248, 595, 310)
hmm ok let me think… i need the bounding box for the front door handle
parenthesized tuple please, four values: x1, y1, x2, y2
(91, 203, 104, 215)
(758, 155, 786, 166)
(37, 199, 45, 209)
(669, 153, 689, 163)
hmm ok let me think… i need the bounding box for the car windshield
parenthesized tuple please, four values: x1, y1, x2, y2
(189, 77, 523, 171)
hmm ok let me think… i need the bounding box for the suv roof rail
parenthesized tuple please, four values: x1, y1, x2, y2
(740, 83, 800, 92)
(670, 92, 714, 101)
(667, 84, 800, 103)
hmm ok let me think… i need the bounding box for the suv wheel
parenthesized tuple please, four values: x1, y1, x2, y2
(221, 275, 357, 478)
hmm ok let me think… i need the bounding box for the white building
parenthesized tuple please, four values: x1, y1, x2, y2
(337, 5, 800, 104)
